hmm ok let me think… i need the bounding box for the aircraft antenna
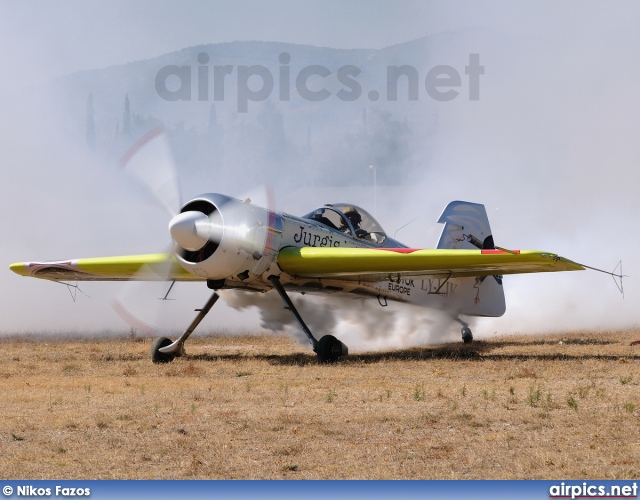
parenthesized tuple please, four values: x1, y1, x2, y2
(56, 281, 91, 302)
(393, 218, 417, 239)
(159, 280, 177, 301)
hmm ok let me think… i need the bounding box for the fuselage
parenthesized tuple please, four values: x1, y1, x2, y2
(171, 194, 503, 318)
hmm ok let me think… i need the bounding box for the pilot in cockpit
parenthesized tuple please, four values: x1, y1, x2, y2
(341, 207, 369, 238)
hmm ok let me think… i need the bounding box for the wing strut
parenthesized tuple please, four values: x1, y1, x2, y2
(268, 275, 319, 351)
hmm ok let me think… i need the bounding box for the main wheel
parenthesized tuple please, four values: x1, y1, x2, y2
(461, 327, 473, 344)
(151, 337, 175, 364)
(317, 335, 344, 364)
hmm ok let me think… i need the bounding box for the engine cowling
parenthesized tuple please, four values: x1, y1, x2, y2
(169, 193, 280, 281)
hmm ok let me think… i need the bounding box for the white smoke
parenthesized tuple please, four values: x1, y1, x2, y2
(222, 289, 468, 352)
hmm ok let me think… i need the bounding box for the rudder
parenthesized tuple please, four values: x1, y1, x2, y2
(437, 200, 495, 250)
(436, 201, 505, 317)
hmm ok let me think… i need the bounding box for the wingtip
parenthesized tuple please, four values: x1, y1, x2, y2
(553, 255, 586, 272)
(9, 262, 28, 276)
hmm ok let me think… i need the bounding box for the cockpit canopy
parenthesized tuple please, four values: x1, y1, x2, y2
(302, 203, 387, 245)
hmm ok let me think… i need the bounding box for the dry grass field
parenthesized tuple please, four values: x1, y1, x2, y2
(1, 329, 639, 479)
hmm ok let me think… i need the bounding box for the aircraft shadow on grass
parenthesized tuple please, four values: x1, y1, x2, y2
(164, 338, 638, 366)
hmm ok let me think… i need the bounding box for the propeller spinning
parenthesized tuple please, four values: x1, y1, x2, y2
(113, 125, 278, 343)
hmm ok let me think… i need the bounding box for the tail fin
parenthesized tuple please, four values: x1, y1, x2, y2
(437, 201, 505, 317)
(437, 200, 495, 250)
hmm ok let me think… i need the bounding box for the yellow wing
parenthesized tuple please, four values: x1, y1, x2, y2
(9, 254, 201, 282)
(10, 248, 585, 283)
(277, 247, 585, 281)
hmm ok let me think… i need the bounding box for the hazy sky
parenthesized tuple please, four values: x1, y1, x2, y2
(2, 0, 639, 81)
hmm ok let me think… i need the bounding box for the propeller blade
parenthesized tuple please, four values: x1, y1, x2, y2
(120, 125, 182, 216)
(111, 126, 185, 333)
(115, 122, 281, 336)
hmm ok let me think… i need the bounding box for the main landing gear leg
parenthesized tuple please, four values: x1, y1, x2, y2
(456, 317, 473, 344)
(151, 291, 220, 363)
(268, 275, 348, 363)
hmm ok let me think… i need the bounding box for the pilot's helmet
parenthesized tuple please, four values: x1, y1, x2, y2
(343, 206, 362, 225)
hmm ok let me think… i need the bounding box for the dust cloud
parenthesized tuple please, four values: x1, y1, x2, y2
(221, 289, 466, 351)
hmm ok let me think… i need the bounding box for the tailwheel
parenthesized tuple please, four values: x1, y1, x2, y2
(461, 327, 473, 344)
(316, 335, 348, 364)
(151, 337, 176, 363)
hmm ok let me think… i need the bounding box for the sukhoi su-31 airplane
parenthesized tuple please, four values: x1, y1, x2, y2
(10, 192, 623, 363)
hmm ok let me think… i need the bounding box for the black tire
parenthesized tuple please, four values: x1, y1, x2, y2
(461, 327, 473, 344)
(151, 337, 175, 364)
(317, 335, 344, 364)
